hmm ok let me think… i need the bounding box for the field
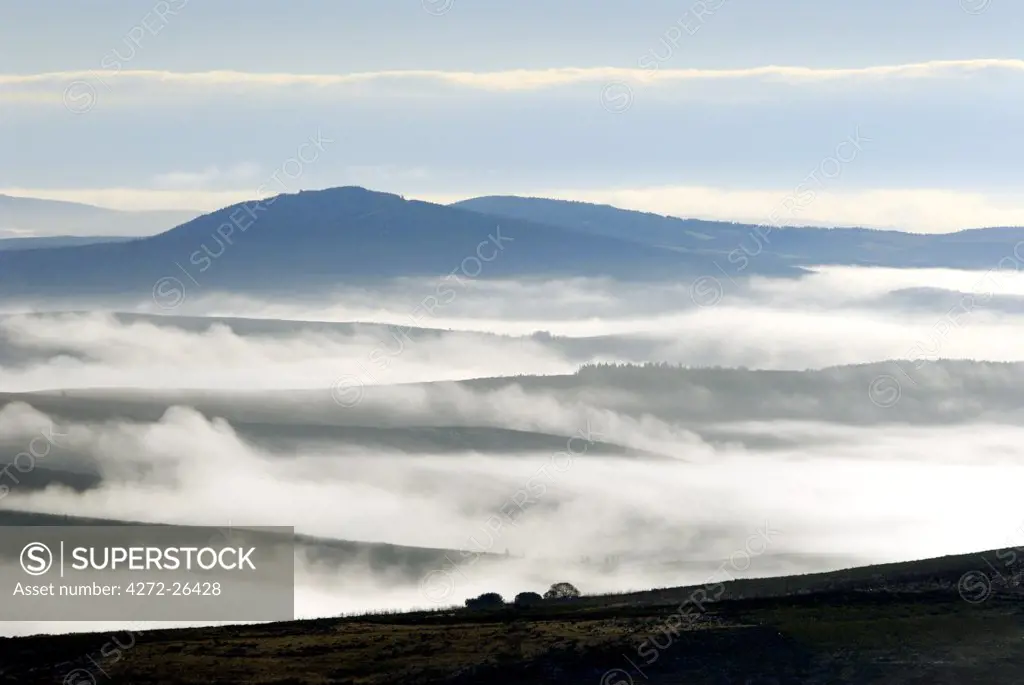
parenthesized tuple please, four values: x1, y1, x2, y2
(3, 547, 1023, 684)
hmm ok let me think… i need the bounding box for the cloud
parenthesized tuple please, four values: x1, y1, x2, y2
(3, 59, 1024, 97)
(0, 311, 575, 392)
(8, 270, 1024, 630)
(152, 163, 262, 190)
(0, 226, 36, 238)
(6, 364, 1024, 630)
(4, 60, 1021, 230)
(8, 266, 1024, 392)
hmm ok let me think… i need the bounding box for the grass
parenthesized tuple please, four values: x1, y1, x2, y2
(3, 548, 1024, 683)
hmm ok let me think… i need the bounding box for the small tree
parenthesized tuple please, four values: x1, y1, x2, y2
(543, 582, 580, 600)
(513, 591, 543, 608)
(464, 592, 505, 610)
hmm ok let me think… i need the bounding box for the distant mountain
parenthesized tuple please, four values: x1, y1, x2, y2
(0, 194, 199, 238)
(454, 195, 746, 247)
(0, 235, 130, 251)
(454, 195, 1024, 270)
(0, 187, 804, 298)
(9, 188, 1024, 300)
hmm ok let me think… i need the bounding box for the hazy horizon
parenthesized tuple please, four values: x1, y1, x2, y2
(4, 1, 1024, 232)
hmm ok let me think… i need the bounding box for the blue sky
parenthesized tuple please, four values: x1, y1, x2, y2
(2, 0, 1022, 231)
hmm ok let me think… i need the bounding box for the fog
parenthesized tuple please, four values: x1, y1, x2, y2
(4, 266, 1024, 636)
(6, 266, 1024, 394)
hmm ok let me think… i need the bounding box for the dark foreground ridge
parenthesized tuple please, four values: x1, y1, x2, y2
(2, 546, 1023, 684)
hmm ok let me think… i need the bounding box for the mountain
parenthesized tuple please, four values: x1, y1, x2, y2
(0, 187, 804, 298)
(9, 188, 1024, 301)
(454, 195, 1024, 270)
(0, 236, 130, 251)
(454, 195, 746, 247)
(0, 194, 199, 238)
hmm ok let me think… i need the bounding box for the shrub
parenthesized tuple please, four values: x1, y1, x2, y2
(513, 591, 543, 607)
(464, 592, 505, 609)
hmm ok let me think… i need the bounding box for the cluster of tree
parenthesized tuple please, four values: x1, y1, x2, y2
(576, 361, 698, 375)
(513, 591, 543, 607)
(572, 361, 755, 391)
(464, 592, 505, 610)
(463, 582, 580, 610)
(579, 361, 686, 370)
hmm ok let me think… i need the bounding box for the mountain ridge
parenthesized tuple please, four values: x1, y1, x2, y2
(454, 195, 1024, 269)
(7, 186, 1024, 301)
(0, 186, 801, 298)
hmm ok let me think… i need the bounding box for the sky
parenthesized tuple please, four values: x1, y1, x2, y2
(2, 0, 1023, 231)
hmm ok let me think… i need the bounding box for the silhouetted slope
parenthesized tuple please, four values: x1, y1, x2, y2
(0, 187, 793, 298)
(2, 545, 1021, 683)
(455, 195, 1024, 269)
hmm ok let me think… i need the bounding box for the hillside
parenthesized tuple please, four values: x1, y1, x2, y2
(0, 510, 491, 582)
(1, 546, 1020, 683)
(0, 187, 794, 299)
(11, 189, 1024, 301)
(455, 195, 1024, 269)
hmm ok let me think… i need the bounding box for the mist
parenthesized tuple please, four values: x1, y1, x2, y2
(6, 266, 1024, 394)
(4, 266, 1024, 637)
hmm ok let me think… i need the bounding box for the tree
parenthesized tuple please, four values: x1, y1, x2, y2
(464, 592, 505, 610)
(543, 582, 580, 600)
(513, 591, 543, 607)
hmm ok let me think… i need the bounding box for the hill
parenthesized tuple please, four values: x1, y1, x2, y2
(455, 195, 1024, 270)
(0, 510, 493, 583)
(0, 236, 131, 251)
(0, 194, 198, 239)
(12, 189, 1024, 301)
(1, 545, 1020, 683)
(0, 187, 800, 299)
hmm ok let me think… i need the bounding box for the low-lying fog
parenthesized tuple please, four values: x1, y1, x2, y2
(3, 265, 1024, 636)
(4, 266, 1024, 392)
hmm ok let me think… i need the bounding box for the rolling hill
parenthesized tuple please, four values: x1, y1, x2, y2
(9, 187, 1024, 301)
(0, 187, 801, 299)
(454, 195, 1024, 270)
